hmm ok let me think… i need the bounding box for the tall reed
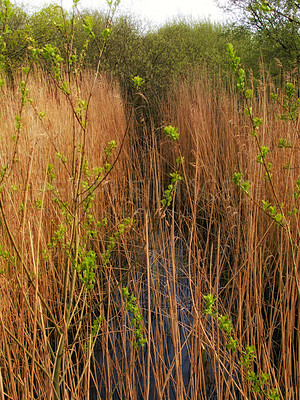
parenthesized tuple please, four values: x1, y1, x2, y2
(0, 64, 298, 399)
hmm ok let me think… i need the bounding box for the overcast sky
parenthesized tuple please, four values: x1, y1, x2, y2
(21, 0, 232, 26)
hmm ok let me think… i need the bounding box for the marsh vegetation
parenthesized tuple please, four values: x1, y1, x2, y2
(0, 0, 299, 398)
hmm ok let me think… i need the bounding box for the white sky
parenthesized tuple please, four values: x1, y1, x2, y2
(20, 0, 232, 26)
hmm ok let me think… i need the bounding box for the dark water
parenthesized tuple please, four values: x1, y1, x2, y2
(90, 249, 240, 400)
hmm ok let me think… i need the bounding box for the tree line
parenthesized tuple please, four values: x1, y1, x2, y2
(1, 0, 300, 97)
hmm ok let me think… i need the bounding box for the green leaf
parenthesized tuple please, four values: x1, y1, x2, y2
(245, 89, 253, 99)
(232, 172, 242, 185)
(132, 75, 145, 90)
(164, 125, 179, 141)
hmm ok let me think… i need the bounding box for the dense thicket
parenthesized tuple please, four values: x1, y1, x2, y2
(0, 0, 295, 98)
(228, 0, 300, 69)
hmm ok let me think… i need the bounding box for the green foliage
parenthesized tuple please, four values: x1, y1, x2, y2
(75, 249, 97, 291)
(161, 171, 183, 207)
(0, 0, 299, 101)
(259, 0, 271, 12)
(229, 0, 300, 70)
(203, 294, 216, 315)
(160, 125, 183, 208)
(277, 138, 292, 148)
(95, 14, 142, 82)
(0, 244, 16, 267)
(46, 163, 56, 181)
(82, 15, 95, 39)
(271, 82, 300, 123)
(294, 180, 300, 200)
(122, 287, 147, 348)
(256, 145, 270, 164)
(41, 43, 63, 79)
(0, 0, 29, 73)
(1, 6, 240, 109)
(232, 172, 251, 194)
(56, 152, 67, 165)
(204, 294, 279, 398)
(262, 200, 284, 224)
(14, 115, 21, 131)
(102, 27, 111, 40)
(104, 139, 117, 157)
(164, 125, 179, 141)
(91, 315, 104, 337)
(47, 224, 67, 249)
(176, 156, 184, 166)
(132, 75, 144, 90)
(1, 1, 293, 107)
(227, 42, 241, 72)
(245, 88, 253, 99)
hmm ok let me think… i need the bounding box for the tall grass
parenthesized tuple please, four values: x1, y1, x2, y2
(164, 68, 299, 398)
(0, 65, 298, 399)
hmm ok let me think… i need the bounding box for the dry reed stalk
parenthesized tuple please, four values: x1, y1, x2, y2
(162, 66, 299, 397)
(0, 69, 129, 399)
(0, 64, 299, 399)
